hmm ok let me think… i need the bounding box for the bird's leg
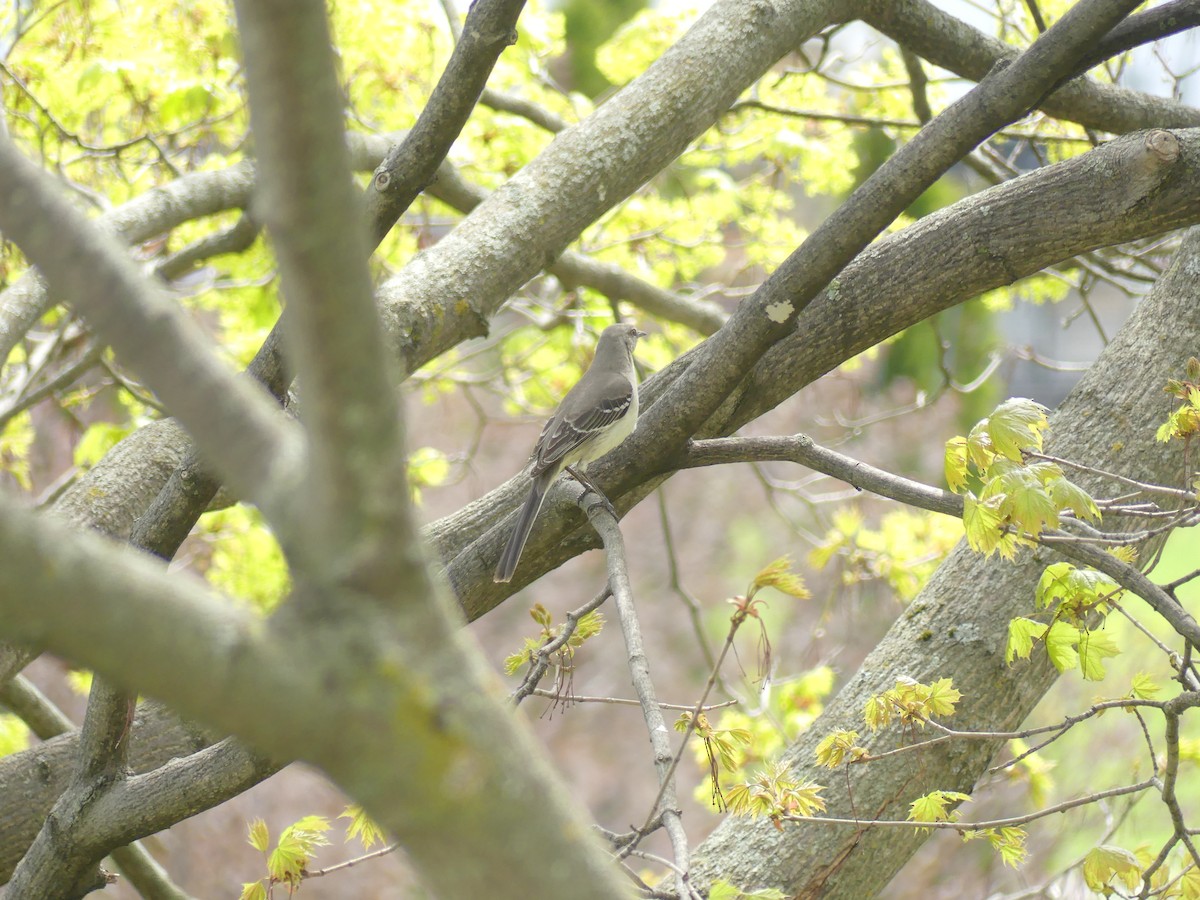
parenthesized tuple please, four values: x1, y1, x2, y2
(565, 465, 616, 517)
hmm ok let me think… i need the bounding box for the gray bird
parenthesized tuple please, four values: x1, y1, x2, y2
(494, 322, 645, 583)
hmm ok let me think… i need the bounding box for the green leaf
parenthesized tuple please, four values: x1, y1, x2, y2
(1005, 618, 1047, 664)
(1044, 622, 1080, 673)
(814, 730, 860, 768)
(1077, 628, 1121, 681)
(963, 494, 1012, 557)
(269, 815, 331, 884)
(925, 678, 962, 719)
(502, 637, 540, 675)
(986, 398, 1049, 461)
(1082, 845, 1141, 891)
(1131, 672, 1161, 699)
(1036, 563, 1120, 615)
(751, 556, 811, 599)
(339, 804, 387, 850)
(568, 610, 605, 645)
(944, 436, 969, 493)
(997, 467, 1059, 535)
(909, 790, 970, 823)
(1047, 475, 1100, 521)
(239, 882, 268, 900)
(246, 818, 269, 853)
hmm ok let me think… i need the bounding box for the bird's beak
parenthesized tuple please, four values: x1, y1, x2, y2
(636, 329, 648, 338)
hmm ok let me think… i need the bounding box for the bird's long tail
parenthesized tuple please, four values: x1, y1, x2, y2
(493, 474, 551, 583)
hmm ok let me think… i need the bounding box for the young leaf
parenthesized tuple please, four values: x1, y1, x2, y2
(944, 436, 969, 493)
(239, 882, 268, 900)
(1044, 622, 1081, 673)
(1047, 475, 1100, 521)
(1077, 628, 1121, 682)
(986, 398, 1049, 460)
(247, 818, 269, 853)
(1082, 845, 1141, 892)
(340, 804, 387, 850)
(963, 494, 1006, 557)
(925, 678, 962, 719)
(268, 815, 331, 885)
(814, 730, 861, 768)
(909, 790, 970, 824)
(1130, 672, 1161, 699)
(751, 556, 811, 600)
(1006, 617, 1047, 664)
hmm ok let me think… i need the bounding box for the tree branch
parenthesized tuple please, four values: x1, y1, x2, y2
(623, 0, 1147, 500)
(687, 227, 1200, 897)
(860, 0, 1200, 134)
(365, 0, 527, 245)
(372, 0, 846, 376)
(582, 490, 697, 900)
(232, 0, 408, 588)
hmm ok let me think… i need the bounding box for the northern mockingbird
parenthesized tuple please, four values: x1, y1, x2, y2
(494, 322, 646, 583)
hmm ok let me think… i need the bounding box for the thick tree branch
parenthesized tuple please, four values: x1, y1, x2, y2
(233, 0, 408, 587)
(622, 0, 1146, 501)
(372, 0, 845, 375)
(0, 704, 216, 881)
(0, 679, 197, 900)
(425, 160, 728, 334)
(1077, 0, 1200, 77)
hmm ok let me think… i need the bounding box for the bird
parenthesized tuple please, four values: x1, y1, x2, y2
(493, 322, 646, 584)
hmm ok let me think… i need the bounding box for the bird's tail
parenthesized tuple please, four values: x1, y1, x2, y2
(493, 475, 551, 583)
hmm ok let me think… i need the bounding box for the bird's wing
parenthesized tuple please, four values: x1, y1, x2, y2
(532, 370, 633, 474)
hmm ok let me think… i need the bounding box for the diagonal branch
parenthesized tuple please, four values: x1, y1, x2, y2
(860, 0, 1200, 134)
(581, 490, 697, 900)
(366, 0, 528, 245)
(232, 0, 407, 586)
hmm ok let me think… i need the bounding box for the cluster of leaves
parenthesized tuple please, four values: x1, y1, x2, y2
(198, 506, 291, 615)
(809, 507, 963, 602)
(681, 558, 818, 806)
(1081, 844, 1200, 897)
(1005, 562, 1124, 681)
(960, 824, 1029, 869)
(723, 759, 826, 829)
(945, 398, 1099, 559)
(240, 806, 385, 899)
(863, 676, 962, 732)
(1157, 356, 1200, 446)
(814, 677, 962, 771)
(503, 603, 605, 676)
(685, 671, 834, 807)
